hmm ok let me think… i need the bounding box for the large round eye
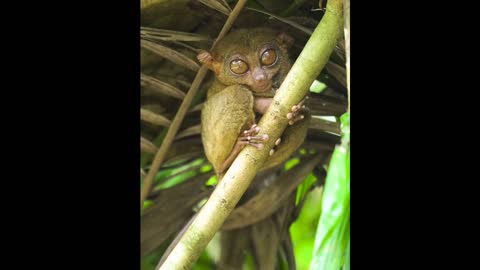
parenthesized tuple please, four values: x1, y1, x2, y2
(230, 59, 249, 74)
(260, 49, 277, 66)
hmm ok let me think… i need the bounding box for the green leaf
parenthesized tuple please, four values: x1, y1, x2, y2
(156, 170, 197, 189)
(143, 200, 154, 210)
(309, 112, 350, 270)
(200, 164, 213, 173)
(342, 239, 350, 270)
(284, 157, 300, 170)
(206, 175, 218, 186)
(309, 80, 327, 93)
(296, 173, 317, 205)
(290, 187, 324, 270)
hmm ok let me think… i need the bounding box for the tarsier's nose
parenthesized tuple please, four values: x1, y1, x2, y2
(254, 72, 266, 82)
(253, 69, 269, 90)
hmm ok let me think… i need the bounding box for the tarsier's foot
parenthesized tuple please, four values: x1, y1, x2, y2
(218, 124, 269, 174)
(269, 138, 282, 156)
(287, 96, 309, 125)
(237, 124, 269, 150)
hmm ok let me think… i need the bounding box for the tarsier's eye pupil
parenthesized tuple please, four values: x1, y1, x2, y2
(230, 59, 249, 74)
(261, 49, 277, 66)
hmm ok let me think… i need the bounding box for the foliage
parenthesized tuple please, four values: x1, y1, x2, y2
(140, 0, 349, 269)
(309, 112, 350, 270)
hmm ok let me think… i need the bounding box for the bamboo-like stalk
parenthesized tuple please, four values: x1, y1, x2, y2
(158, 0, 344, 269)
(140, 0, 248, 209)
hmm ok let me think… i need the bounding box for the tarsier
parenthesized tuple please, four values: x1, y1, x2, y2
(198, 28, 310, 178)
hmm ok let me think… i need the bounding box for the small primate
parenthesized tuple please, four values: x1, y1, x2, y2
(198, 28, 310, 178)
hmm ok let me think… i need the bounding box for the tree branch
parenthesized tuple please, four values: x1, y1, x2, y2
(158, 0, 344, 269)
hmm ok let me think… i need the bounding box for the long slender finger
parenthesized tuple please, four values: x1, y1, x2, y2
(238, 134, 269, 142)
(291, 97, 307, 112)
(243, 125, 260, 136)
(248, 142, 265, 150)
(289, 114, 304, 125)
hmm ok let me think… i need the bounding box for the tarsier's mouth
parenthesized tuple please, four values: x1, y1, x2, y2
(252, 87, 275, 98)
(252, 82, 272, 93)
(249, 72, 282, 97)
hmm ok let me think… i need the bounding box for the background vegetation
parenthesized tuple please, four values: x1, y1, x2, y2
(140, 0, 349, 269)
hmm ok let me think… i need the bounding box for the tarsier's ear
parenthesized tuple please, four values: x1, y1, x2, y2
(276, 32, 295, 50)
(197, 50, 221, 75)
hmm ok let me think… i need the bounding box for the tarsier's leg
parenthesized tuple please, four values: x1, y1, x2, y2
(201, 85, 269, 176)
(218, 124, 269, 174)
(262, 97, 311, 171)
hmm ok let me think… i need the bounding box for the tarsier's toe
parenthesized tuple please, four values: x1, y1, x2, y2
(242, 135, 269, 144)
(287, 96, 308, 125)
(250, 143, 264, 150)
(268, 138, 282, 156)
(275, 138, 281, 146)
(244, 124, 261, 137)
(238, 125, 269, 151)
(289, 114, 305, 125)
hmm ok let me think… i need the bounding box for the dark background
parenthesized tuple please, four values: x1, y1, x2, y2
(2, 1, 474, 269)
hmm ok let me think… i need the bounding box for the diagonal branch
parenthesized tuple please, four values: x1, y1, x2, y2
(158, 0, 344, 269)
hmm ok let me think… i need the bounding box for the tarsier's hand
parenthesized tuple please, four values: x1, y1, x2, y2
(237, 124, 269, 150)
(269, 96, 309, 156)
(217, 123, 269, 175)
(286, 96, 309, 126)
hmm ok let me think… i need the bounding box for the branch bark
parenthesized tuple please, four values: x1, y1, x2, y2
(158, 0, 344, 269)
